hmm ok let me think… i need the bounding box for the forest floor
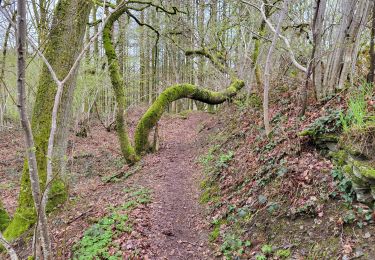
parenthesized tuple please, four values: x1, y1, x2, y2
(2, 94, 375, 259)
(0, 109, 216, 259)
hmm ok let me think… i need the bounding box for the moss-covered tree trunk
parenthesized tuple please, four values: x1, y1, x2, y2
(3, 0, 92, 241)
(103, 5, 137, 164)
(134, 79, 244, 154)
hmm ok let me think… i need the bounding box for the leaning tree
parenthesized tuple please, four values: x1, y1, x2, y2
(102, 1, 245, 164)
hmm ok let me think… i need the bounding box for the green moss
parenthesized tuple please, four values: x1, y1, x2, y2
(352, 160, 375, 180)
(134, 80, 244, 154)
(247, 93, 262, 109)
(4, 0, 92, 240)
(0, 201, 10, 232)
(330, 150, 348, 166)
(103, 7, 137, 164)
(339, 141, 362, 157)
(200, 184, 220, 204)
(209, 223, 221, 242)
(298, 129, 314, 137)
(342, 164, 367, 186)
(47, 179, 68, 211)
(275, 249, 291, 259)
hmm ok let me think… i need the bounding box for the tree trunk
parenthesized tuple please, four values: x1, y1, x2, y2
(263, 0, 290, 135)
(16, 0, 51, 256)
(323, 0, 369, 95)
(3, 0, 92, 241)
(312, 0, 326, 101)
(103, 5, 137, 164)
(134, 79, 244, 154)
(369, 2, 375, 83)
(0, 12, 15, 130)
(301, 0, 327, 114)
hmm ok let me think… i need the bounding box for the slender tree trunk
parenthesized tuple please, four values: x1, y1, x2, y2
(369, 2, 375, 83)
(16, 0, 51, 257)
(0, 12, 15, 130)
(4, 0, 92, 241)
(301, 0, 326, 114)
(312, 0, 326, 101)
(263, 0, 290, 135)
(93, 6, 99, 58)
(140, 11, 146, 102)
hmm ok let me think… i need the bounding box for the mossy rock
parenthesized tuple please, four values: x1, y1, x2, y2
(342, 160, 375, 203)
(340, 124, 375, 159)
(352, 160, 375, 181)
(299, 110, 342, 140)
(330, 150, 348, 167)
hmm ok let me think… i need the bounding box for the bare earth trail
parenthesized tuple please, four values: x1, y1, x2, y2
(126, 112, 214, 259)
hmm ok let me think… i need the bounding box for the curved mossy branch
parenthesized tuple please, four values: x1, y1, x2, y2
(103, 3, 137, 164)
(134, 79, 245, 154)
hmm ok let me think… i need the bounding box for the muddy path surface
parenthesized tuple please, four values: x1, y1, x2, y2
(126, 112, 215, 259)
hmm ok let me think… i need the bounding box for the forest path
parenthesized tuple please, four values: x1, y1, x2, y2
(127, 112, 214, 259)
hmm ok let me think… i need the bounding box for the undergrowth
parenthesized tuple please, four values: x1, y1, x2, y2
(340, 82, 375, 131)
(72, 186, 151, 259)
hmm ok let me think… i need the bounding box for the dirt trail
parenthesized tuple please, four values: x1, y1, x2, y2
(128, 112, 214, 259)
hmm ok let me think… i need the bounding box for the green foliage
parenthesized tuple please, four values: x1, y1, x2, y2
(255, 254, 267, 260)
(330, 167, 354, 204)
(198, 148, 233, 205)
(300, 110, 342, 137)
(261, 244, 273, 255)
(73, 213, 130, 260)
(0, 202, 10, 231)
(123, 186, 152, 205)
(343, 210, 356, 224)
(198, 145, 218, 168)
(216, 151, 234, 169)
(340, 82, 375, 131)
(275, 249, 291, 259)
(73, 186, 151, 259)
(209, 221, 222, 242)
(220, 233, 251, 259)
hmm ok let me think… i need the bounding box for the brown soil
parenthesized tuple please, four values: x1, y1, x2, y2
(127, 112, 215, 259)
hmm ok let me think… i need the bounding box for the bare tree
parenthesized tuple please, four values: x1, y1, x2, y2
(263, 0, 290, 135)
(16, 0, 51, 257)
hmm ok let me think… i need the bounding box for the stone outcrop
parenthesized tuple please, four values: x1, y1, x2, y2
(301, 113, 375, 203)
